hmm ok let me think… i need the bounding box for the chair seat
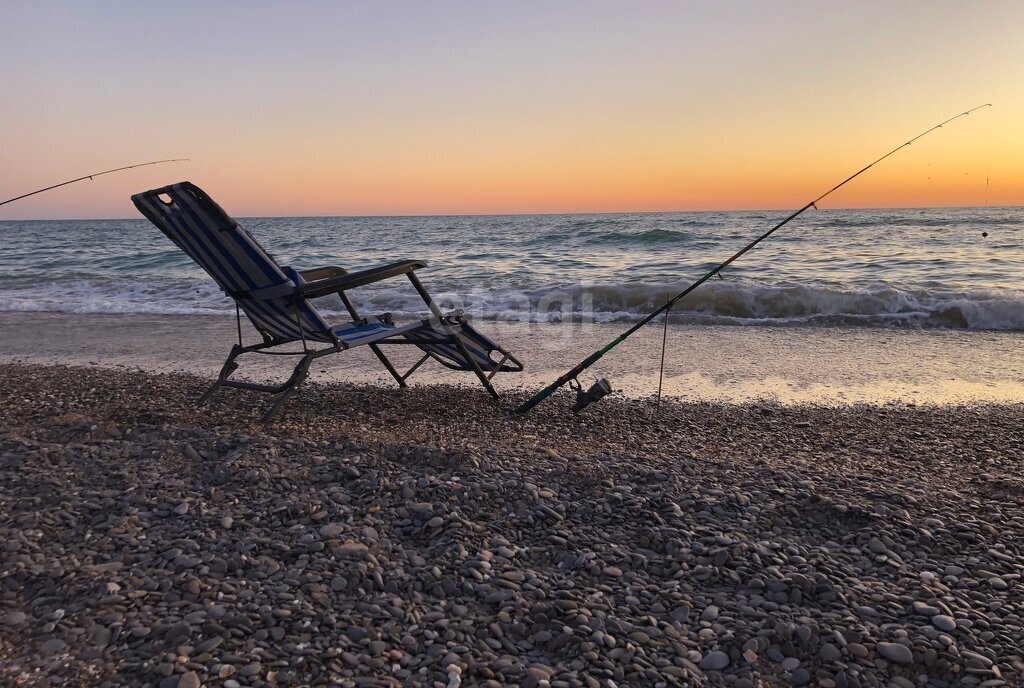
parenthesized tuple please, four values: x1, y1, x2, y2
(334, 320, 424, 347)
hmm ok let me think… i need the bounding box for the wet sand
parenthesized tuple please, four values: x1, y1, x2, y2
(1, 312, 1022, 405)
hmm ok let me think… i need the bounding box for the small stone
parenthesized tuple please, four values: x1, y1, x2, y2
(335, 543, 369, 558)
(603, 566, 623, 578)
(670, 606, 690, 622)
(220, 516, 233, 529)
(40, 638, 67, 654)
(238, 663, 261, 677)
(427, 516, 444, 528)
(848, 643, 868, 658)
(820, 644, 842, 662)
(699, 650, 729, 670)
(319, 524, 345, 538)
(410, 502, 434, 516)
(178, 672, 201, 688)
(4, 611, 26, 626)
(931, 615, 956, 632)
(174, 501, 189, 515)
(781, 657, 800, 671)
(165, 622, 190, 643)
(877, 642, 913, 664)
(700, 605, 719, 622)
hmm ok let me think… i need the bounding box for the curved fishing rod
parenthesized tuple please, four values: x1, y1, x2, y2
(515, 103, 992, 414)
(0, 158, 190, 207)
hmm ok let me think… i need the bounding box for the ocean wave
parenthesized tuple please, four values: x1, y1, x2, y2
(815, 214, 1024, 229)
(521, 227, 696, 247)
(2, 278, 1023, 331)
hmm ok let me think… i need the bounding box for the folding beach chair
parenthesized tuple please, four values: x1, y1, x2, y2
(132, 182, 522, 420)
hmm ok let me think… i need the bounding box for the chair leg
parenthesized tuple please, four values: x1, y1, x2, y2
(198, 344, 243, 405)
(368, 344, 407, 388)
(336, 291, 406, 389)
(448, 333, 500, 400)
(263, 352, 314, 422)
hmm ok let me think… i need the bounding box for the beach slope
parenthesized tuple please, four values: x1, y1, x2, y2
(1, 363, 1022, 687)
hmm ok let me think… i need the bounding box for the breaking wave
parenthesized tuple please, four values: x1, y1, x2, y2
(2, 278, 1023, 331)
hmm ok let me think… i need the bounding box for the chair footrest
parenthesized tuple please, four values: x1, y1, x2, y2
(401, 320, 523, 373)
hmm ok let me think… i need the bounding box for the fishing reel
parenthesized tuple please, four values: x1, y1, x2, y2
(570, 377, 613, 413)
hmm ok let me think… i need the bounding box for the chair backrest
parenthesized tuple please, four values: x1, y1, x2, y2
(132, 182, 332, 343)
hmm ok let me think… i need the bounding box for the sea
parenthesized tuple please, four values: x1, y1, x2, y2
(1, 207, 1021, 330)
(1, 207, 1022, 404)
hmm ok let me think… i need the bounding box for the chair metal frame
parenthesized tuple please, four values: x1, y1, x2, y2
(199, 268, 523, 420)
(133, 182, 522, 420)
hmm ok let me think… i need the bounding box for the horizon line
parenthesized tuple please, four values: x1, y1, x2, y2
(1, 202, 1020, 223)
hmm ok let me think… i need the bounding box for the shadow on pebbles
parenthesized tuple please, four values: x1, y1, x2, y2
(1, 363, 1023, 687)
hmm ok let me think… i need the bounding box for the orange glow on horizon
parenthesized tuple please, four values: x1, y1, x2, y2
(1, 3, 1022, 219)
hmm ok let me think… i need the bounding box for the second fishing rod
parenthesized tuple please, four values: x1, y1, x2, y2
(515, 103, 992, 414)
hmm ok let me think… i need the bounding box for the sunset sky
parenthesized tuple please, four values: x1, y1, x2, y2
(1, 1, 1021, 219)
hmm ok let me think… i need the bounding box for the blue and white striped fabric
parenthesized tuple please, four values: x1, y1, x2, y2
(336, 320, 424, 346)
(402, 322, 510, 371)
(133, 182, 404, 347)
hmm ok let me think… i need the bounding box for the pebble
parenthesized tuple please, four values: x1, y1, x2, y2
(318, 524, 344, 538)
(912, 601, 940, 617)
(3, 611, 26, 626)
(699, 651, 730, 670)
(876, 642, 914, 664)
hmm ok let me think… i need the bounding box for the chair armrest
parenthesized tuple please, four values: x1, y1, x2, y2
(299, 266, 348, 281)
(298, 260, 427, 299)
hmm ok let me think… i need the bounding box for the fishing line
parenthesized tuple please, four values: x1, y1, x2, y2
(656, 294, 672, 410)
(515, 104, 992, 414)
(0, 158, 190, 207)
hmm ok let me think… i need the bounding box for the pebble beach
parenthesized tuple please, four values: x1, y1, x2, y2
(1, 363, 1022, 687)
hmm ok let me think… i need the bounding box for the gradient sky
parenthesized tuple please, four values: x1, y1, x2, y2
(1, 1, 1021, 219)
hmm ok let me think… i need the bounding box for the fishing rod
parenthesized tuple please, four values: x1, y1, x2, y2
(0, 158, 190, 207)
(515, 103, 992, 414)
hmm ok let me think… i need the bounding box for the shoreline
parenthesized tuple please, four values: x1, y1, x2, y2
(2, 311, 1023, 406)
(1, 362, 1023, 686)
